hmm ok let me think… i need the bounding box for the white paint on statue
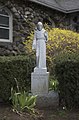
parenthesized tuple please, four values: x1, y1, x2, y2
(32, 22, 48, 69)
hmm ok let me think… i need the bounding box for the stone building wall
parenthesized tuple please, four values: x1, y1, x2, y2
(0, 0, 79, 56)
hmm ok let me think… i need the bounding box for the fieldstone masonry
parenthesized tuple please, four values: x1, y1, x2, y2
(0, 1, 79, 55)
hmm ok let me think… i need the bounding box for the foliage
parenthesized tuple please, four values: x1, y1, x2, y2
(24, 26, 79, 74)
(0, 55, 35, 101)
(55, 52, 79, 109)
(49, 76, 59, 91)
(10, 87, 37, 113)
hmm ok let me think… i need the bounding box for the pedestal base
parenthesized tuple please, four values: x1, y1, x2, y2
(31, 68, 49, 95)
(36, 91, 59, 108)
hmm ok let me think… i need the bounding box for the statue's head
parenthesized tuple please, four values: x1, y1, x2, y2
(37, 22, 43, 31)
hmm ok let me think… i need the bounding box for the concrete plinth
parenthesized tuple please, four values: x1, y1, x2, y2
(31, 68, 49, 95)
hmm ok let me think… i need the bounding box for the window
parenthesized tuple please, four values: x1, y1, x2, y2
(0, 7, 13, 42)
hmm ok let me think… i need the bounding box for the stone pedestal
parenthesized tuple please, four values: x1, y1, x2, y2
(36, 91, 59, 108)
(31, 68, 59, 108)
(31, 67, 49, 95)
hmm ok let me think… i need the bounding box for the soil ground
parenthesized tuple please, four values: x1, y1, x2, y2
(0, 104, 79, 120)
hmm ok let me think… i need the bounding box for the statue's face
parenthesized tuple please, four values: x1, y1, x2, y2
(37, 22, 43, 31)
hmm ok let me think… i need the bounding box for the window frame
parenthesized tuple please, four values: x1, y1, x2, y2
(0, 7, 13, 42)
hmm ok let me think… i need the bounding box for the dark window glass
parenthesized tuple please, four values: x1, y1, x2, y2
(0, 15, 9, 27)
(0, 28, 9, 39)
(0, 9, 8, 15)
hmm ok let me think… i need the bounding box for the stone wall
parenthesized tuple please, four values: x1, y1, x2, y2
(0, 0, 79, 56)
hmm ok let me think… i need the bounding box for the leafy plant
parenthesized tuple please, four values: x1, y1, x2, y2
(49, 76, 59, 91)
(10, 87, 37, 113)
(10, 78, 37, 113)
(10, 87, 20, 111)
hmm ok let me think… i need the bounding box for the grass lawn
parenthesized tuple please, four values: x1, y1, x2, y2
(0, 103, 79, 120)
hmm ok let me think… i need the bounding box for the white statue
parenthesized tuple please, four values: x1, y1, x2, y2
(32, 22, 48, 68)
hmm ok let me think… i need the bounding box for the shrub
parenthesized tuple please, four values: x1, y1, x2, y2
(55, 52, 79, 109)
(24, 27, 79, 74)
(0, 55, 35, 101)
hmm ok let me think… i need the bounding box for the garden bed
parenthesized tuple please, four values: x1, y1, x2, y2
(0, 103, 79, 120)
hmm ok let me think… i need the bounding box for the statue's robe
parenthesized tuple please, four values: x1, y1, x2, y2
(32, 28, 48, 68)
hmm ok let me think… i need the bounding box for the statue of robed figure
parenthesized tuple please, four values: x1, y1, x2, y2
(31, 22, 49, 94)
(32, 22, 48, 69)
